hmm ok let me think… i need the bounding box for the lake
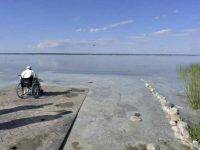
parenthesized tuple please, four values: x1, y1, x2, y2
(0, 55, 200, 88)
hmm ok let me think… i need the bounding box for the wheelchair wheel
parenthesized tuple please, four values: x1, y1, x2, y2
(16, 83, 29, 99)
(32, 83, 40, 99)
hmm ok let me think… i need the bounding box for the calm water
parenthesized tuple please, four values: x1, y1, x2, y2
(0, 55, 200, 87)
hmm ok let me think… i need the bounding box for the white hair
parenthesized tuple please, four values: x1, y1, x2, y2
(26, 66, 32, 70)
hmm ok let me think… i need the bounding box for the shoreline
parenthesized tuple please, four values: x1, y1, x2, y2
(1, 53, 200, 56)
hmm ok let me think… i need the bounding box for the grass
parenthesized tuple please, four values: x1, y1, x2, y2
(189, 123, 200, 142)
(179, 64, 200, 109)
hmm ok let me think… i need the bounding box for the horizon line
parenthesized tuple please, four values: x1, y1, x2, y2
(0, 52, 200, 56)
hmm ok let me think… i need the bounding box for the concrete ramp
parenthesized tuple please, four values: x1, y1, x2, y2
(63, 76, 187, 150)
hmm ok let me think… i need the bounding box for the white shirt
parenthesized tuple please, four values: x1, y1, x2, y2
(21, 69, 36, 78)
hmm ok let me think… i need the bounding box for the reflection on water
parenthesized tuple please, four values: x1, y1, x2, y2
(0, 55, 200, 87)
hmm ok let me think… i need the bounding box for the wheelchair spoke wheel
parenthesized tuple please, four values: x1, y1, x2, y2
(32, 83, 40, 99)
(16, 83, 29, 99)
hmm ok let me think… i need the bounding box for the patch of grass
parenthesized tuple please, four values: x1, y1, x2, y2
(179, 64, 200, 109)
(189, 123, 200, 142)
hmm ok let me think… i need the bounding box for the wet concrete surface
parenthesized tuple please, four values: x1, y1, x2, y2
(62, 75, 189, 150)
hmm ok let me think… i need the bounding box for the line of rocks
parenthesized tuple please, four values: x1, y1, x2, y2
(142, 79, 200, 150)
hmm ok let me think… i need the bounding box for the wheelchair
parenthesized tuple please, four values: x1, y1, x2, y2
(16, 75, 43, 99)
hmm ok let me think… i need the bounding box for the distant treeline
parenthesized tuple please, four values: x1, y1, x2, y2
(0, 53, 200, 56)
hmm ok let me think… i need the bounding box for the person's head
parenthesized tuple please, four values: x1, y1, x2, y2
(26, 66, 32, 70)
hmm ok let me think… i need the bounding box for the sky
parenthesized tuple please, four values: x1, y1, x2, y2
(0, 0, 200, 54)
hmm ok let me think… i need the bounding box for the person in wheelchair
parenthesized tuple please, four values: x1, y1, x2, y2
(21, 66, 37, 89)
(17, 66, 43, 98)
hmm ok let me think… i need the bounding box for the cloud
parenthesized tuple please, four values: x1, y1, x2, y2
(128, 27, 200, 43)
(76, 20, 133, 33)
(37, 40, 64, 49)
(37, 38, 119, 49)
(152, 28, 172, 35)
(37, 40, 73, 49)
(89, 27, 108, 33)
(108, 20, 133, 28)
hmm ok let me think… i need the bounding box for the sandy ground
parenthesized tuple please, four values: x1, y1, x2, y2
(0, 85, 88, 150)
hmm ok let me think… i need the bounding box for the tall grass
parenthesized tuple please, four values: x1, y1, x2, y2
(179, 64, 200, 109)
(189, 123, 200, 142)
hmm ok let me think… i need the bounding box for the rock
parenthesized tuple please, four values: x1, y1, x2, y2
(132, 142, 160, 150)
(130, 116, 142, 122)
(175, 105, 183, 109)
(150, 89, 154, 92)
(177, 121, 190, 139)
(181, 129, 190, 139)
(124, 144, 135, 150)
(152, 92, 157, 97)
(169, 120, 177, 126)
(159, 98, 167, 106)
(133, 142, 147, 150)
(130, 113, 142, 122)
(162, 106, 170, 113)
(192, 140, 199, 148)
(165, 102, 175, 108)
(157, 95, 162, 99)
(168, 107, 178, 115)
(145, 83, 149, 87)
(172, 126, 185, 140)
(149, 86, 155, 92)
(134, 112, 141, 117)
(155, 93, 160, 98)
(181, 139, 191, 147)
(170, 114, 181, 122)
(147, 143, 160, 150)
(172, 126, 179, 133)
(159, 95, 166, 100)
(177, 121, 188, 129)
(174, 131, 183, 140)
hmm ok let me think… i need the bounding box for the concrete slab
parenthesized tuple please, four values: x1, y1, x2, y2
(63, 76, 188, 150)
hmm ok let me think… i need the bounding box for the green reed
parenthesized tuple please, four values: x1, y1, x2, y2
(189, 123, 200, 142)
(179, 64, 200, 109)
